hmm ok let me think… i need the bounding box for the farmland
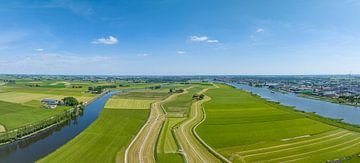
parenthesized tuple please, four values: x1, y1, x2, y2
(39, 88, 170, 163)
(197, 84, 360, 162)
(0, 77, 155, 135)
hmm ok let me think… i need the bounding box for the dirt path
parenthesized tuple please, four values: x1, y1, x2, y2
(124, 89, 190, 163)
(174, 88, 225, 163)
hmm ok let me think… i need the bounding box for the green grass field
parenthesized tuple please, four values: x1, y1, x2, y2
(163, 86, 204, 117)
(105, 98, 154, 109)
(0, 100, 70, 130)
(38, 109, 149, 163)
(105, 91, 170, 109)
(157, 118, 185, 163)
(197, 84, 360, 162)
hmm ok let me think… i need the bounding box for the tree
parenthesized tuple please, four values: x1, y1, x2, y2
(62, 97, 79, 106)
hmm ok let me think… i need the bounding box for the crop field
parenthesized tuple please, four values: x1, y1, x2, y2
(105, 91, 170, 109)
(162, 86, 204, 117)
(0, 100, 70, 130)
(0, 92, 93, 104)
(197, 84, 360, 162)
(38, 109, 149, 163)
(105, 98, 154, 109)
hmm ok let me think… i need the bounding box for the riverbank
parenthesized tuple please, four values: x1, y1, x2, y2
(0, 90, 110, 146)
(298, 93, 360, 107)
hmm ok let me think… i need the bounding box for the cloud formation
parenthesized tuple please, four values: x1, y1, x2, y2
(190, 35, 219, 43)
(177, 50, 186, 54)
(256, 28, 265, 33)
(36, 48, 44, 52)
(137, 53, 149, 57)
(92, 36, 118, 45)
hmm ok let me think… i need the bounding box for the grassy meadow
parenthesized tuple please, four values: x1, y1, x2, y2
(197, 84, 360, 162)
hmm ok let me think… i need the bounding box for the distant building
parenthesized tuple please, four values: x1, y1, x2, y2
(41, 99, 60, 109)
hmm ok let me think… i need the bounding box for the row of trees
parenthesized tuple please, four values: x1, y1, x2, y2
(169, 88, 184, 93)
(192, 94, 205, 100)
(88, 85, 117, 94)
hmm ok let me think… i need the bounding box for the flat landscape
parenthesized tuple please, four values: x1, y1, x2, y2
(38, 88, 169, 162)
(197, 84, 360, 162)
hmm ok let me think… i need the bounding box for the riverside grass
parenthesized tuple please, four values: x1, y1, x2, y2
(38, 109, 149, 163)
(0, 100, 70, 130)
(197, 84, 360, 163)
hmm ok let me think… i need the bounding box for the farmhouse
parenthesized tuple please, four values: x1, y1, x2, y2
(41, 99, 60, 109)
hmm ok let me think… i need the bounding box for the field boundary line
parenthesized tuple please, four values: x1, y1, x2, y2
(243, 132, 352, 158)
(124, 103, 153, 163)
(256, 137, 360, 163)
(192, 87, 232, 163)
(238, 130, 346, 155)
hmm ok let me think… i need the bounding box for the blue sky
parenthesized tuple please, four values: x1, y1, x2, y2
(1, 0, 360, 75)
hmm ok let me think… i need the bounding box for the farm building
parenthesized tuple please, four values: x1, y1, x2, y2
(41, 99, 60, 109)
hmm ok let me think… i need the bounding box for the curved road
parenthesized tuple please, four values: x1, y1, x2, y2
(174, 88, 225, 163)
(124, 90, 189, 163)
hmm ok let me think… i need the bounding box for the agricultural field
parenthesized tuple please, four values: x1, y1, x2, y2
(162, 86, 205, 117)
(39, 88, 171, 163)
(38, 109, 149, 163)
(0, 100, 70, 130)
(0, 78, 152, 132)
(197, 84, 360, 162)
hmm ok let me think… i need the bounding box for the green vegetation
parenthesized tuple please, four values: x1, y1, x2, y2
(197, 84, 360, 162)
(157, 118, 185, 163)
(38, 109, 149, 163)
(0, 100, 70, 130)
(62, 97, 79, 106)
(163, 86, 204, 117)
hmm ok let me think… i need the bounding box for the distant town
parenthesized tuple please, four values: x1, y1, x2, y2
(214, 75, 360, 106)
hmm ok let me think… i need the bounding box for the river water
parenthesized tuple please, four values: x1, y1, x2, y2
(229, 83, 360, 125)
(0, 90, 125, 163)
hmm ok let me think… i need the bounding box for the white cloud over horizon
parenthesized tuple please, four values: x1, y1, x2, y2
(92, 36, 118, 45)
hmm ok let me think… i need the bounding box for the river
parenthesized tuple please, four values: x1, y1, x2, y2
(229, 83, 360, 125)
(0, 90, 127, 163)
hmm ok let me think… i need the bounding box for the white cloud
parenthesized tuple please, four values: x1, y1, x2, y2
(137, 53, 149, 57)
(207, 39, 219, 43)
(36, 48, 44, 52)
(92, 36, 118, 45)
(190, 36, 209, 42)
(177, 50, 186, 54)
(256, 28, 265, 33)
(190, 35, 219, 43)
